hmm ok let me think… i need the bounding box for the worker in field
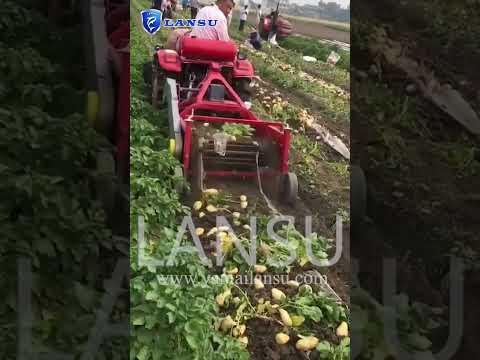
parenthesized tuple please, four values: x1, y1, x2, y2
(165, 0, 235, 51)
(239, 5, 249, 31)
(190, 0, 199, 19)
(255, 4, 262, 28)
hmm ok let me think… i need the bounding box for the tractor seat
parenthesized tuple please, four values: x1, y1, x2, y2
(179, 37, 237, 63)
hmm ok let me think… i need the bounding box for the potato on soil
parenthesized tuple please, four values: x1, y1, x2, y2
(275, 333, 290, 345)
(336, 321, 349, 337)
(279, 309, 292, 327)
(296, 336, 319, 351)
(238, 336, 248, 346)
(287, 280, 300, 288)
(195, 228, 205, 236)
(254, 264, 267, 273)
(254, 278, 265, 289)
(271, 288, 286, 302)
(193, 201, 203, 210)
(221, 316, 236, 332)
(204, 188, 219, 195)
(226, 267, 239, 275)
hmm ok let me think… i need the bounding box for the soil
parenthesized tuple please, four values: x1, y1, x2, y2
(353, 0, 480, 357)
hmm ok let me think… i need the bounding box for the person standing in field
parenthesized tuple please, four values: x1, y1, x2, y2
(239, 5, 248, 31)
(255, 4, 262, 27)
(190, 0, 199, 19)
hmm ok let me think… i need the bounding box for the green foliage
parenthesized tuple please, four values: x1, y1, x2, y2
(279, 36, 350, 71)
(221, 123, 254, 138)
(317, 337, 350, 360)
(0, 1, 127, 358)
(286, 290, 347, 326)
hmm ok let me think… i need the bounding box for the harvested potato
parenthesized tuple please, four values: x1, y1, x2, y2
(243, 224, 251, 230)
(287, 280, 300, 288)
(275, 333, 290, 345)
(207, 227, 218, 236)
(291, 315, 305, 327)
(240, 201, 248, 209)
(216, 294, 226, 306)
(271, 288, 286, 302)
(195, 228, 205, 236)
(204, 188, 219, 195)
(254, 278, 265, 289)
(232, 212, 241, 219)
(238, 336, 248, 346)
(232, 297, 241, 305)
(296, 336, 319, 351)
(218, 225, 230, 232)
(336, 321, 349, 337)
(198, 211, 206, 218)
(238, 324, 247, 336)
(240, 195, 247, 202)
(279, 309, 292, 327)
(221, 316, 236, 332)
(233, 219, 241, 226)
(226, 267, 239, 275)
(232, 327, 240, 337)
(206, 205, 218, 213)
(254, 265, 267, 273)
(193, 201, 203, 211)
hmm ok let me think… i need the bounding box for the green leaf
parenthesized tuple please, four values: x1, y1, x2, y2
(137, 345, 150, 360)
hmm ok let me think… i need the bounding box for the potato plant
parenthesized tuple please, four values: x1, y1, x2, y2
(0, 1, 127, 358)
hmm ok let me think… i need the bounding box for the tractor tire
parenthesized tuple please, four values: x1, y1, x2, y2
(280, 172, 298, 206)
(143, 61, 152, 85)
(152, 65, 167, 108)
(351, 165, 367, 226)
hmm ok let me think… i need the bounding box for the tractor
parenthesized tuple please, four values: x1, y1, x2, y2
(144, 36, 299, 205)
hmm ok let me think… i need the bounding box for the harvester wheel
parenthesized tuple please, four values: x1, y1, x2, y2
(281, 172, 298, 206)
(152, 63, 167, 108)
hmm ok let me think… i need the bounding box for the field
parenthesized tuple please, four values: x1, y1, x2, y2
(353, 0, 480, 358)
(130, 1, 351, 359)
(242, 12, 351, 43)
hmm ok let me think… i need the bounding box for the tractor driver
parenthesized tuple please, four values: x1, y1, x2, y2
(165, 0, 235, 51)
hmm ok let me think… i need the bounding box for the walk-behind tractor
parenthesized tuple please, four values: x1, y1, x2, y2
(144, 37, 298, 205)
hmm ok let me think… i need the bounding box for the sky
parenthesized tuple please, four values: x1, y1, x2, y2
(290, 0, 349, 9)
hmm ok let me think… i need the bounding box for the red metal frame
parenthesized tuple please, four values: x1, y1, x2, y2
(158, 40, 292, 181)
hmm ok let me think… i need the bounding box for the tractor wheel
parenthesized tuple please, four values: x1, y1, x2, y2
(280, 172, 298, 206)
(143, 61, 152, 85)
(152, 62, 167, 108)
(351, 165, 367, 226)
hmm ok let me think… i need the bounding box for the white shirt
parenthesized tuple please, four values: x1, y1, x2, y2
(190, 5, 230, 41)
(240, 8, 249, 21)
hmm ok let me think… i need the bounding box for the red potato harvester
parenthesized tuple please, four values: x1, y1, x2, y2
(144, 37, 298, 205)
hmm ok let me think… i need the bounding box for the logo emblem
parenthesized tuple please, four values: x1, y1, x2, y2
(141, 9, 162, 35)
